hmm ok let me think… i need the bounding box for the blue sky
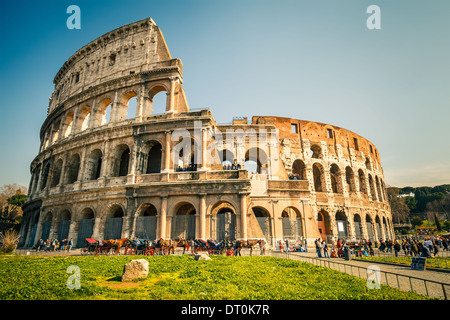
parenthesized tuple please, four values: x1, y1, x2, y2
(0, 0, 449, 188)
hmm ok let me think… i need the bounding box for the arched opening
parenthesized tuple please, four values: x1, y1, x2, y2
(63, 112, 73, 138)
(96, 98, 112, 126)
(281, 207, 302, 240)
(365, 157, 372, 171)
(111, 144, 130, 177)
(245, 147, 268, 175)
(171, 202, 196, 240)
(78, 105, 91, 131)
(52, 119, 61, 143)
(368, 174, 377, 200)
(354, 214, 362, 240)
(251, 206, 272, 243)
(50, 159, 63, 188)
(345, 166, 356, 193)
(375, 176, 383, 202)
(312, 162, 325, 192)
(126, 96, 137, 120)
(366, 215, 374, 241)
(174, 137, 198, 172)
(40, 161, 50, 191)
(76, 208, 94, 248)
(317, 210, 331, 242)
(135, 203, 157, 240)
(335, 211, 348, 239)
(146, 143, 162, 174)
(41, 212, 53, 241)
(57, 210, 71, 243)
(148, 86, 167, 115)
(329, 164, 342, 193)
(118, 91, 138, 121)
(358, 169, 367, 195)
(66, 154, 80, 184)
(291, 159, 306, 180)
(85, 149, 102, 180)
(375, 215, 382, 240)
(211, 202, 236, 241)
(104, 205, 124, 240)
(220, 149, 235, 170)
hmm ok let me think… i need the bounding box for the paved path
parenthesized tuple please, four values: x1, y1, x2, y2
(270, 250, 450, 300)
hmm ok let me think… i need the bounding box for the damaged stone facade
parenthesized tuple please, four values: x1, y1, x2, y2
(19, 18, 393, 250)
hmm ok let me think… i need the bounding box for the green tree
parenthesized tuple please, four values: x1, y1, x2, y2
(410, 216, 422, 228)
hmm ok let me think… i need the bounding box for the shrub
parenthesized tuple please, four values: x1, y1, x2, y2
(0, 229, 20, 254)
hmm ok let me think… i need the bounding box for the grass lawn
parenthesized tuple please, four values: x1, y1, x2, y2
(0, 254, 430, 300)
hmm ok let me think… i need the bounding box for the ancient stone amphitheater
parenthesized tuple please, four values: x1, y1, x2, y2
(19, 18, 393, 249)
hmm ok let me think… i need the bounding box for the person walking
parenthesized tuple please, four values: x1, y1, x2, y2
(285, 239, 290, 253)
(322, 240, 329, 258)
(67, 238, 73, 252)
(394, 240, 401, 257)
(315, 238, 322, 258)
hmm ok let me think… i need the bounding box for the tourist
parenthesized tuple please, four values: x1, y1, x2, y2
(393, 240, 401, 257)
(417, 242, 429, 258)
(322, 240, 329, 258)
(260, 239, 266, 255)
(36, 239, 44, 252)
(315, 238, 322, 258)
(67, 238, 73, 252)
(424, 236, 433, 253)
(433, 240, 439, 257)
(285, 239, 290, 253)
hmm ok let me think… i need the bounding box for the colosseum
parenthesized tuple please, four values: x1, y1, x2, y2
(19, 17, 393, 250)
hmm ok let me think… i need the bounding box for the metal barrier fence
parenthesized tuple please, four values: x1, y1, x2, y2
(270, 251, 449, 300)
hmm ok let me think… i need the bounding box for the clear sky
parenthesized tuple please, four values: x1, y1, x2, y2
(0, 0, 449, 189)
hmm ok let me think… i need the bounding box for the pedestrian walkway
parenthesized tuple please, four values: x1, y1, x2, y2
(270, 250, 450, 300)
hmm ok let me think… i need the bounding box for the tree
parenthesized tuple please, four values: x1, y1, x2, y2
(387, 187, 410, 223)
(0, 184, 27, 223)
(410, 216, 422, 228)
(404, 196, 417, 211)
(400, 186, 415, 195)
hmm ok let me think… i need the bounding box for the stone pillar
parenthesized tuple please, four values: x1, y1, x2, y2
(239, 192, 249, 240)
(91, 217, 102, 240)
(200, 128, 208, 170)
(199, 193, 207, 239)
(160, 196, 168, 239)
(163, 130, 171, 172)
(167, 78, 176, 113)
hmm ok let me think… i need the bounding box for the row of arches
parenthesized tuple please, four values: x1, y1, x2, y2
(22, 200, 240, 248)
(42, 86, 169, 152)
(317, 209, 393, 242)
(31, 141, 163, 193)
(293, 159, 387, 202)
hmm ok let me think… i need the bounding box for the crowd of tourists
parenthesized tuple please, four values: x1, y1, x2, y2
(309, 235, 449, 259)
(34, 238, 74, 252)
(378, 236, 449, 258)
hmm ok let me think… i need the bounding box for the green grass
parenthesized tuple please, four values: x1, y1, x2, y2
(0, 255, 431, 300)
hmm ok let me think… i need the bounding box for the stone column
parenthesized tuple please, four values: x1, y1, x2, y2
(160, 196, 168, 239)
(166, 78, 176, 113)
(199, 193, 207, 239)
(239, 192, 249, 240)
(163, 130, 171, 172)
(200, 128, 208, 170)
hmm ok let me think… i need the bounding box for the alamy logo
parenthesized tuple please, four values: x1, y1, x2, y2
(366, 265, 381, 289)
(66, 265, 81, 290)
(67, 5, 81, 30)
